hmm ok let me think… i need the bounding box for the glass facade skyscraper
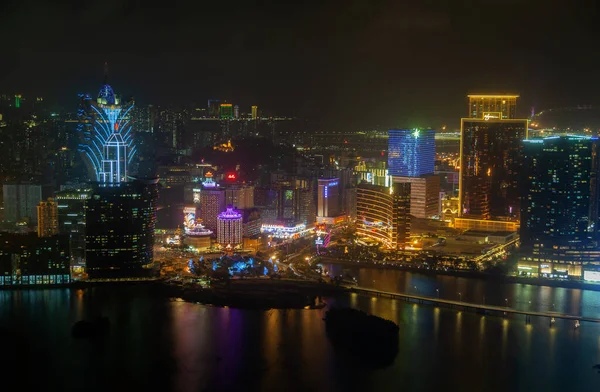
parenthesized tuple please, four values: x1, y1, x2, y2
(459, 117, 528, 221)
(388, 129, 435, 177)
(85, 179, 158, 279)
(519, 136, 600, 279)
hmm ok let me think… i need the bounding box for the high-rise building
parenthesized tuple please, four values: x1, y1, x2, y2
(199, 187, 226, 233)
(356, 182, 411, 249)
(251, 105, 258, 119)
(388, 129, 435, 177)
(298, 188, 316, 226)
(77, 66, 136, 184)
(459, 114, 528, 225)
(3, 184, 42, 224)
(55, 188, 90, 267)
(208, 99, 221, 117)
(274, 181, 301, 222)
(317, 178, 340, 220)
(233, 105, 240, 119)
(0, 232, 70, 286)
(217, 206, 243, 247)
(519, 136, 600, 279)
(225, 185, 255, 210)
(220, 103, 233, 119)
(37, 198, 58, 237)
(392, 175, 440, 219)
(388, 129, 439, 218)
(468, 94, 518, 119)
(85, 179, 158, 279)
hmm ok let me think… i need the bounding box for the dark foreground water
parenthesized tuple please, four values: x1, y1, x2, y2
(2, 267, 600, 392)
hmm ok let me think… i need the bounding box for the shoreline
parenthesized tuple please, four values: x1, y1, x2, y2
(3, 262, 600, 294)
(319, 258, 600, 292)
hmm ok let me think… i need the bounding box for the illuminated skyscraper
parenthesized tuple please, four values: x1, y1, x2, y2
(199, 175, 226, 233)
(459, 115, 528, 223)
(217, 206, 243, 247)
(77, 65, 136, 185)
(519, 136, 600, 279)
(220, 103, 233, 119)
(317, 178, 340, 220)
(37, 198, 58, 237)
(356, 183, 411, 249)
(388, 129, 435, 177)
(388, 129, 438, 218)
(251, 105, 258, 119)
(467, 94, 518, 119)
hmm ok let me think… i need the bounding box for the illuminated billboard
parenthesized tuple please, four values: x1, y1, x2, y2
(584, 270, 600, 282)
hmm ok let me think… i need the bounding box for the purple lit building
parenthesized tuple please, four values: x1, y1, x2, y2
(217, 206, 243, 247)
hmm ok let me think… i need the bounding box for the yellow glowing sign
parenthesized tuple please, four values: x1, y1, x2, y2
(483, 112, 502, 121)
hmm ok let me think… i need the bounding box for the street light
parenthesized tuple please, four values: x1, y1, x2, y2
(436, 288, 440, 299)
(458, 292, 462, 302)
(505, 298, 508, 307)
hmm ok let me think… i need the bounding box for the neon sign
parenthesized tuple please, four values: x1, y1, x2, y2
(227, 173, 236, 180)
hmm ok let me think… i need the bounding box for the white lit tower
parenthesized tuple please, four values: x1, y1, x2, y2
(78, 63, 136, 185)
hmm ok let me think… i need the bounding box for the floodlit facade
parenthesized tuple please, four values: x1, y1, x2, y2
(356, 183, 411, 249)
(217, 206, 243, 247)
(467, 94, 518, 119)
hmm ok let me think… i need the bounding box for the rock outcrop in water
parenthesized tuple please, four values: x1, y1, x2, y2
(324, 307, 399, 368)
(72, 317, 110, 339)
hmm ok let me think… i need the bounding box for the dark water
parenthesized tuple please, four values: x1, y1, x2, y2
(2, 267, 600, 392)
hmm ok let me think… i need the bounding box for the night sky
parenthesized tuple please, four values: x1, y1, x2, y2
(1, 0, 599, 130)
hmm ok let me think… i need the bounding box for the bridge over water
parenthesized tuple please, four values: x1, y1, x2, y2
(347, 286, 600, 324)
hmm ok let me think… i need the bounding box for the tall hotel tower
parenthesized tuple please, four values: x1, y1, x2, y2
(78, 64, 136, 185)
(388, 129, 440, 219)
(457, 94, 527, 231)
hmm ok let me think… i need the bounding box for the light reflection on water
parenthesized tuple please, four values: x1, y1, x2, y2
(0, 274, 600, 391)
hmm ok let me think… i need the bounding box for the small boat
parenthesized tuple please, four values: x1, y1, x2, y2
(575, 320, 581, 329)
(550, 317, 555, 324)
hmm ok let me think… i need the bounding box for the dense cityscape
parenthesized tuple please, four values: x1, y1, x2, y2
(2, 80, 600, 286)
(4, 1, 600, 391)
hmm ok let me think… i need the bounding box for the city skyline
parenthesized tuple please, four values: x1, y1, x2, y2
(2, 1, 600, 130)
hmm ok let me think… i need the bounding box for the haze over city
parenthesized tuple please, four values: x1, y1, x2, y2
(2, 0, 600, 129)
(3, 1, 600, 391)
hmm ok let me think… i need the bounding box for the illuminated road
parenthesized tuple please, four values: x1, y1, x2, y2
(472, 238, 520, 264)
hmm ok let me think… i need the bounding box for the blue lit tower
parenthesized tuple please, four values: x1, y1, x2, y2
(77, 64, 136, 185)
(388, 129, 439, 219)
(388, 129, 435, 177)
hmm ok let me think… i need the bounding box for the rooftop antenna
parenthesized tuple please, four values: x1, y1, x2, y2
(103, 62, 109, 85)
